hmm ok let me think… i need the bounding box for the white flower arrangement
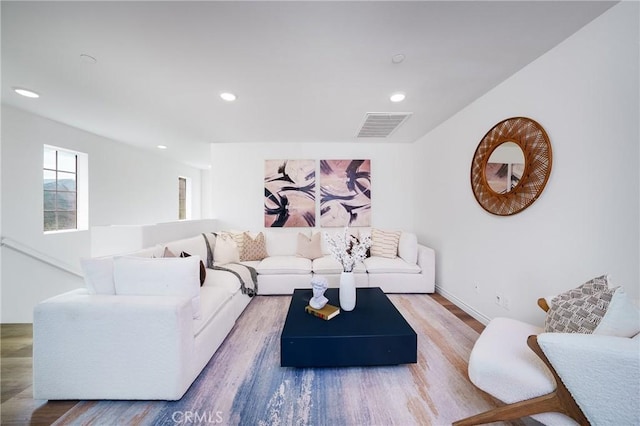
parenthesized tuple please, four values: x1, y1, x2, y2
(323, 227, 372, 273)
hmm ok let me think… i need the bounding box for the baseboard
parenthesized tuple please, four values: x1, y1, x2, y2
(435, 285, 491, 326)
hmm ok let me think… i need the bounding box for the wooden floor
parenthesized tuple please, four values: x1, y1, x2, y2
(1, 293, 486, 425)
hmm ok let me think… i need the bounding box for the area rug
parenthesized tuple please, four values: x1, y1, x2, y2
(53, 294, 502, 425)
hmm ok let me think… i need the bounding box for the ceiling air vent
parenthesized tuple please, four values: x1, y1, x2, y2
(357, 112, 412, 138)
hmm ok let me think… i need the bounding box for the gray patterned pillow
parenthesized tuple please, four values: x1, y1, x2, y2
(544, 275, 614, 334)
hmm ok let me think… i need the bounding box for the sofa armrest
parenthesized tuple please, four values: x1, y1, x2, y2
(33, 288, 195, 400)
(537, 333, 640, 425)
(417, 244, 435, 287)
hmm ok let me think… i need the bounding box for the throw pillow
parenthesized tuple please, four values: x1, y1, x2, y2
(179, 251, 206, 286)
(220, 231, 245, 255)
(593, 287, 640, 338)
(297, 232, 323, 260)
(80, 257, 115, 294)
(544, 275, 613, 334)
(241, 232, 268, 261)
(370, 228, 401, 259)
(113, 256, 201, 319)
(214, 233, 240, 264)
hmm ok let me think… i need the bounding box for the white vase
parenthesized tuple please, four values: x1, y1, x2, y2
(339, 271, 356, 311)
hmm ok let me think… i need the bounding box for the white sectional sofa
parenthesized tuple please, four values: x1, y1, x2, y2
(33, 238, 253, 401)
(33, 228, 435, 401)
(249, 228, 435, 294)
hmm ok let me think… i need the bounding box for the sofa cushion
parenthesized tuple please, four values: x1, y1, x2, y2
(241, 232, 268, 261)
(364, 256, 421, 274)
(80, 257, 115, 295)
(163, 247, 206, 286)
(257, 255, 312, 275)
(193, 286, 232, 337)
(220, 231, 246, 255)
(468, 317, 552, 405)
(297, 232, 323, 260)
(265, 229, 309, 256)
(214, 234, 240, 264)
(202, 268, 241, 294)
(113, 256, 202, 319)
(164, 236, 207, 263)
(398, 232, 418, 265)
(240, 260, 261, 269)
(179, 252, 207, 286)
(312, 255, 366, 274)
(370, 229, 401, 259)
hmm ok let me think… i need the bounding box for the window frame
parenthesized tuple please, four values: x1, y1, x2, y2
(43, 145, 88, 234)
(178, 176, 192, 220)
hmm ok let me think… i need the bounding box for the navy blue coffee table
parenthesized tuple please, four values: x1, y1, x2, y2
(280, 287, 417, 368)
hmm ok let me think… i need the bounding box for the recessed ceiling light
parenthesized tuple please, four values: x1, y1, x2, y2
(392, 54, 405, 64)
(220, 92, 237, 102)
(13, 87, 39, 98)
(390, 92, 406, 102)
(157, 145, 167, 150)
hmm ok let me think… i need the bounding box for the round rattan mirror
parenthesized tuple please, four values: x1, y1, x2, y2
(471, 117, 552, 216)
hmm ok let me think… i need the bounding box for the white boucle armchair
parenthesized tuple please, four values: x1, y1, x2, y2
(455, 296, 640, 425)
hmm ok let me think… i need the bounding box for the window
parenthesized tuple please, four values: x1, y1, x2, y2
(178, 177, 187, 220)
(43, 145, 88, 232)
(178, 176, 192, 220)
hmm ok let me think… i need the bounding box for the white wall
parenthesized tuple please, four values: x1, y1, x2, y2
(1, 106, 203, 322)
(210, 142, 415, 231)
(414, 2, 639, 325)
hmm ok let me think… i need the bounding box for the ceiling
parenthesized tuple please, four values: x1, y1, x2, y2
(1, 1, 616, 169)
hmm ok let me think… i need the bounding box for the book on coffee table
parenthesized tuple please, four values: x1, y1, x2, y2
(305, 303, 340, 320)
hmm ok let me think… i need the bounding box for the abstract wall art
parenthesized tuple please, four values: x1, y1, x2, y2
(264, 159, 316, 227)
(320, 159, 371, 227)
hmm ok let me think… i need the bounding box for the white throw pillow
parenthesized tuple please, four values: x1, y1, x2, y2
(213, 234, 240, 264)
(593, 287, 640, 338)
(80, 257, 115, 295)
(113, 256, 201, 319)
(398, 232, 418, 265)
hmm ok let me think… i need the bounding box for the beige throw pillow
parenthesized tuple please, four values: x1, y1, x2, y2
(370, 228, 401, 259)
(213, 234, 240, 265)
(241, 232, 269, 261)
(297, 232, 323, 260)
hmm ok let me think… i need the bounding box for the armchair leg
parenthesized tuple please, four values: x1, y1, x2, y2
(453, 392, 566, 426)
(454, 335, 590, 426)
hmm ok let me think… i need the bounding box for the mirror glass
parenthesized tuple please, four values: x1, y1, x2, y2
(485, 142, 525, 194)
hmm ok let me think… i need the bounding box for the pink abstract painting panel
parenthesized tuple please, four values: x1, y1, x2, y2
(264, 159, 315, 227)
(320, 159, 371, 227)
